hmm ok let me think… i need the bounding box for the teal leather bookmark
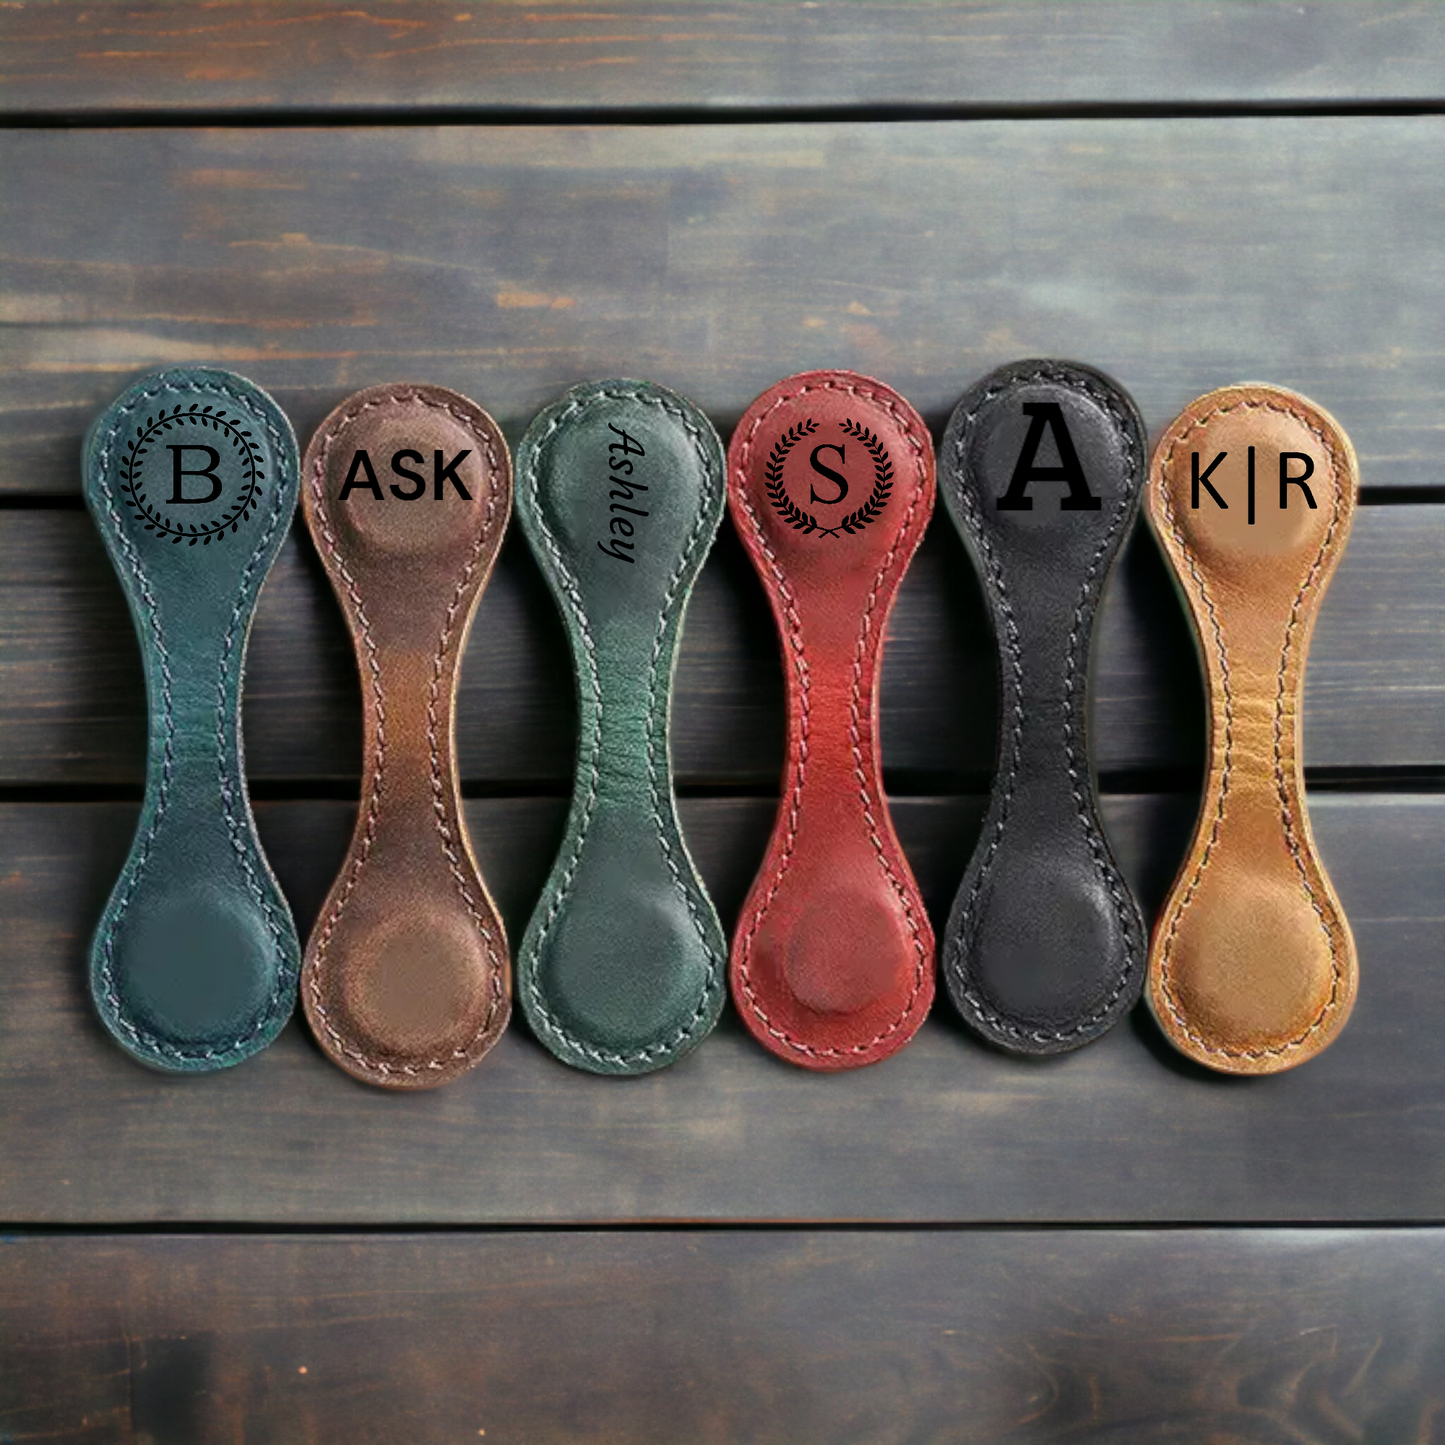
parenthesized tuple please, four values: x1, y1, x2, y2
(84, 367, 301, 1072)
(515, 380, 727, 1074)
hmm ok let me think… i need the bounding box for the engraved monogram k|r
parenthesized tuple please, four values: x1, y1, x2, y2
(1190, 448, 1319, 523)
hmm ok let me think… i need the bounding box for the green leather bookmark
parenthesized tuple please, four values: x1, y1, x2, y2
(84, 367, 301, 1072)
(516, 380, 727, 1074)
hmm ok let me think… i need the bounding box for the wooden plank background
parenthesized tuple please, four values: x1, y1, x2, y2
(3, 1229, 1443, 1444)
(3, 1, 1444, 112)
(6, 792, 1445, 1224)
(7, 504, 1445, 789)
(3, 121, 1444, 496)
(3, 3, 1445, 1439)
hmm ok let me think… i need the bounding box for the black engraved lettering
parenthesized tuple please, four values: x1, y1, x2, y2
(1279, 452, 1318, 510)
(1191, 451, 1229, 510)
(996, 403, 1100, 511)
(389, 449, 426, 501)
(808, 443, 849, 505)
(433, 448, 473, 500)
(339, 450, 385, 500)
(168, 445, 223, 505)
(599, 426, 647, 563)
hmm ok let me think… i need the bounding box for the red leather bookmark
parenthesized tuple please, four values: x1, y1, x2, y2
(728, 370, 936, 1070)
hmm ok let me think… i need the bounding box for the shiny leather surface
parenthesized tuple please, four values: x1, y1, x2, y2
(301, 385, 511, 1089)
(84, 366, 301, 1072)
(728, 370, 935, 1070)
(1147, 384, 1358, 1074)
(515, 380, 727, 1074)
(940, 361, 1147, 1054)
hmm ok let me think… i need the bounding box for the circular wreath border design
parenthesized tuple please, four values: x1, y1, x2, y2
(120, 403, 265, 545)
(764, 416, 894, 538)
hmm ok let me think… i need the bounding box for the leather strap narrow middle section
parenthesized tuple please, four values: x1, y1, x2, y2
(728, 369, 935, 1070)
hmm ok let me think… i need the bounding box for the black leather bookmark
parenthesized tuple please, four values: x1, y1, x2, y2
(940, 360, 1147, 1054)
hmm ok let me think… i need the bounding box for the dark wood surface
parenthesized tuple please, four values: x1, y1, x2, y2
(4, 792, 1445, 1225)
(2, 1, 1442, 113)
(4, 1228, 1444, 1444)
(6, 493, 1445, 788)
(3, 121, 1445, 497)
(4, 3, 1445, 1437)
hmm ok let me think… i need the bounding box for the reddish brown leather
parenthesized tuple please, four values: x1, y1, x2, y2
(728, 370, 935, 1070)
(301, 385, 511, 1089)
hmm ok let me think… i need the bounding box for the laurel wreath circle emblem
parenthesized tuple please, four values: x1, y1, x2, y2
(120, 404, 264, 545)
(763, 417, 893, 538)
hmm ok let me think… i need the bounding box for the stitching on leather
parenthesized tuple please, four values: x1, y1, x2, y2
(945, 366, 1142, 1044)
(426, 448, 506, 1063)
(519, 384, 725, 1067)
(217, 461, 291, 993)
(305, 389, 504, 1079)
(91, 374, 295, 1064)
(1156, 397, 1347, 1061)
(732, 378, 930, 1060)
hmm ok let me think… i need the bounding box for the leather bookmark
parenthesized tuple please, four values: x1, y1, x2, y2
(301, 385, 511, 1089)
(515, 380, 728, 1075)
(939, 360, 1147, 1054)
(84, 366, 301, 1072)
(1147, 384, 1358, 1074)
(728, 370, 935, 1070)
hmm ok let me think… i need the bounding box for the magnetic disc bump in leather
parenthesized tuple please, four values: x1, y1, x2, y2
(84, 366, 301, 1072)
(1147, 385, 1358, 1074)
(515, 380, 728, 1075)
(728, 370, 935, 1070)
(940, 361, 1147, 1055)
(302, 385, 512, 1089)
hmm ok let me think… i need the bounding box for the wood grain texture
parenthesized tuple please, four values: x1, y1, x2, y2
(3, 1228, 1444, 1445)
(3, 120, 1444, 493)
(3, 792, 1444, 1225)
(2, 501, 1439, 786)
(3, 1, 1444, 114)
(2, 11, 1440, 1429)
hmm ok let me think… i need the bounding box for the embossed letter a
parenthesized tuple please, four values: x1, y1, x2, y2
(995, 403, 1100, 512)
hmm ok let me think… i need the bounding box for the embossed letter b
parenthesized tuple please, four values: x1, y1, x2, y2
(167, 445, 223, 505)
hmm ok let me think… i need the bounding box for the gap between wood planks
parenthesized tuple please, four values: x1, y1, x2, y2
(5, 1218, 1445, 1235)
(7, 769, 1445, 804)
(5, 99, 1445, 129)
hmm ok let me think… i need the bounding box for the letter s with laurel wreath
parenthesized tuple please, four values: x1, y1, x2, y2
(763, 417, 892, 539)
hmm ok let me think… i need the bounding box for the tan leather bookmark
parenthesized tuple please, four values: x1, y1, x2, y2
(301, 385, 511, 1088)
(1146, 384, 1357, 1074)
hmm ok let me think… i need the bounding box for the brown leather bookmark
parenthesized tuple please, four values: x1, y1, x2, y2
(301, 385, 511, 1088)
(728, 370, 935, 1070)
(1146, 384, 1358, 1074)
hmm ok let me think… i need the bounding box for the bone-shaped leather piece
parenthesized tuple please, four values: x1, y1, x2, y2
(85, 366, 301, 1072)
(1147, 384, 1358, 1074)
(515, 380, 727, 1074)
(301, 385, 511, 1089)
(728, 370, 935, 1070)
(940, 360, 1147, 1054)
